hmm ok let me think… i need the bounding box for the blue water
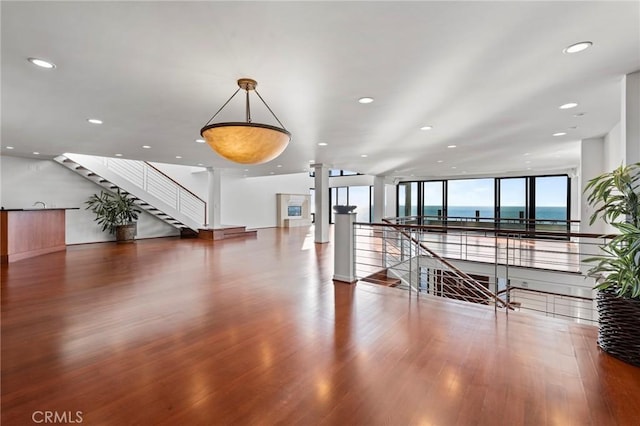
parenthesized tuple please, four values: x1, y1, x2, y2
(402, 206, 567, 220)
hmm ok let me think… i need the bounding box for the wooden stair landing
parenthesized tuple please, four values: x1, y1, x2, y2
(361, 270, 401, 287)
(198, 225, 257, 241)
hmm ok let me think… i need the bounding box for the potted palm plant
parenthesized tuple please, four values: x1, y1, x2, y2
(85, 189, 141, 243)
(584, 162, 640, 367)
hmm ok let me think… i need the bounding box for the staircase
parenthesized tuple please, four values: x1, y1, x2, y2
(355, 221, 513, 309)
(55, 153, 206, 234)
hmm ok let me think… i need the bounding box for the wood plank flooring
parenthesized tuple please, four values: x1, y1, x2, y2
(2, 227, 639, 425)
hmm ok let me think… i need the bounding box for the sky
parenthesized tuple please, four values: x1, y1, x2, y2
(412, 176, 568, 207)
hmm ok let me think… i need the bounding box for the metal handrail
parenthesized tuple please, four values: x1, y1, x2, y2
(379, 219, 512, 308)
(354, 218, 607, 324)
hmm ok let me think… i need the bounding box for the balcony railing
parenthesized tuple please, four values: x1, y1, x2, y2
(353, 216, 612, 325)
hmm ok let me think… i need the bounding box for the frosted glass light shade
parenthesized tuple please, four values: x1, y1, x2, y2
(201, 122, 291, 165)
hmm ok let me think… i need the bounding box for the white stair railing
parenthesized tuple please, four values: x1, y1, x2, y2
(61, 153, 206, 230)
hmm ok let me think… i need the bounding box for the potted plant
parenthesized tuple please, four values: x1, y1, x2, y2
(584, 162, 640, 366)
(85, 189, 142, 243)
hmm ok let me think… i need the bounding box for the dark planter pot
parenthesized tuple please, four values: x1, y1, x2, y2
(115, 223, 137, 243)
(597, 290, 640, 367)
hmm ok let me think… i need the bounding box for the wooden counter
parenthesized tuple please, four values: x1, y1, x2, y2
(1, 209, 69, 263)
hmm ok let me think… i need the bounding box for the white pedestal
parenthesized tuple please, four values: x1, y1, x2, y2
(333, 213, 356, 283)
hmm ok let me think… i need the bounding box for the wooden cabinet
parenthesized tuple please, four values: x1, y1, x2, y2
(1, 209, 67, 263)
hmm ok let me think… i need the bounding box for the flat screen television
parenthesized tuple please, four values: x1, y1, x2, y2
(288, 205, 302, 217)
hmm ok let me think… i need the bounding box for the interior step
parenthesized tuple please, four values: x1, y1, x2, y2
(198, 226, 257, 241)
(361, 270, 402, 287)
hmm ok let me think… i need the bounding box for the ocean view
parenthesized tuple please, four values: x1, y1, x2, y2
(402, 206, 567, 220)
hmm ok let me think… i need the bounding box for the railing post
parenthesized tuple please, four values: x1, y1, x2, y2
(494, 233, 498, 314)
(506, 236, 510, 317)
(142, 163, 148, 191)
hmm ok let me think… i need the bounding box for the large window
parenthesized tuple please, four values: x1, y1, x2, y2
(535, 176, 567, 221)
(397, 174, 570, 233)
(423, 181, 444, 217)
(398, 182, 418, 219)
(499, 177, 527, 220)
(447, 178, 494, 220)
(349, 186, 372, 223)
(535, 176, 569, 231)
(330, 185, 373, 223)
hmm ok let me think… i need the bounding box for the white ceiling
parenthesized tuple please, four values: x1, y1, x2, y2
(2, 1, 639, 179)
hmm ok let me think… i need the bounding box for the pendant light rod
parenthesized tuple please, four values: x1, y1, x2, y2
(203, 87, 241, 127)
(246, 89, 251, 123)
(254, 89, 287, 131)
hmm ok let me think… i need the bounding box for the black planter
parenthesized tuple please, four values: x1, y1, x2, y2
(597, 290, 640, 367)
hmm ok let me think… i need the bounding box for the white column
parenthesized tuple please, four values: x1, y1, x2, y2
(206, 167, 222, 228)
(580, 138, 605, 234)
(622, 71, 640, 165)
(333, 212, 356, 283)
(373, 176, 385, 222)
(314, 164, 330, 243)
(385, 183, 398, 217)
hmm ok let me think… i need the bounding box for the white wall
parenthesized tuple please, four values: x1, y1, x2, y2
(385, 184, 397, 218)
(0, 155, 179, 244)
(580, 138, 606, 234)
(604, 121, 623, 171)
(221, 172, 313, 228)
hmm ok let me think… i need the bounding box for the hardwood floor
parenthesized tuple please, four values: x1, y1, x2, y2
(2, 227, 639, 425)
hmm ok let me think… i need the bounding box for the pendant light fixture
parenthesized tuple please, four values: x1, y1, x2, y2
(200, 78, 291, 165)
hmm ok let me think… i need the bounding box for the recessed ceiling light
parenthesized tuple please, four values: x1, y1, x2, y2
(318, 142, 328, 146)
(244, 169, 249, 172)
(573, 112, 585, 117)
(195, 139, 205, 143)
(447, 145, 457, 148)
(33, 152, 40, 155)
(142, 145, 151, 149)
(553, 132, 567, 136)
(358, 97, 374, 104)
(27, 57, 55, 69)
(361, 154, 368, 158)
(115, 153, 123, 157)
(559, 103, 578, 109)
(437, 160, 443, 163)
(451, 166, 457, 169)
(87, 118, 103, 124)
(309, 160, 315, 163)
(420, 126, 433, 131)
(277, 164, 282, 168)
(5, 146, 14, 149)
(527, 167, 532, 170)
(524, 152, 530, 156)
(563, 41, 593, 54)
(270, 172, 275, 175)
(175, 156, 182, 159)
(198, 163, 204, 166)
